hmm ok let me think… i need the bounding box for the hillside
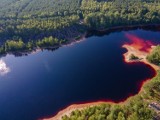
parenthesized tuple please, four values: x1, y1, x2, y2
(0, 0, 82, 18)
(0, 0, 160, 53)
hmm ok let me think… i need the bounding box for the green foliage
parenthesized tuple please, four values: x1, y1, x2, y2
(36, 36, 59, 47)
(147, 45, 160, 65)
(81, 0, 160, 29)
(0, 0, 82, 42)
(0, 36, 66, 54)
(1, 0, 160, 45)
(129, 54, 139, 60)
(0, 0, 82, 18)
(4, 39, 25, 51)
(62, 100, 154, 120)
(75, 35, 81, 40)
(143, 71, 160, 101)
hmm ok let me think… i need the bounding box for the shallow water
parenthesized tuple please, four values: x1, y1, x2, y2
(0, 29, 159, 120)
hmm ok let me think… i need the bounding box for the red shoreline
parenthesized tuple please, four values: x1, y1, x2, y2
(42, 31, 160, 120)
(42, 56, 158, 120)
(42, 75, 157, 120)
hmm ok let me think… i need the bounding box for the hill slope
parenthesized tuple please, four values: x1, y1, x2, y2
(0, 0, 160, 54)
(0, 0, 82, 18)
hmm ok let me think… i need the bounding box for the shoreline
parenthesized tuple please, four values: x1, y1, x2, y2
(0, 32, 87, 58)
(122, 44, 160, 71)
(1, 24, 160, 57)
(97, 24, 160, 32)
(0, 23, 160, 59)
(1, 24, 159, 120)
(42, 43, 160, 120)
(42, 101, 118, 120)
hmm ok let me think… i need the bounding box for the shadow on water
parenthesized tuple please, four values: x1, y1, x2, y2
(86, 24, 160, 38)
(1, 25, 160, 58)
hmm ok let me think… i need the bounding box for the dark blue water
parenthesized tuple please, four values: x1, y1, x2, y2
(0, 29, 159, 120)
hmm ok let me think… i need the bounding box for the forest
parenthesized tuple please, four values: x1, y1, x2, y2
(147, 45, 160, 65)
(1, 0, 160, 52)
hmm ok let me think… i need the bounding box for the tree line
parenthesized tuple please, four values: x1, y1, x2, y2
(0, 36, 66, 54)
(147, 45, 160, 65)
(1, 0, 160, 53)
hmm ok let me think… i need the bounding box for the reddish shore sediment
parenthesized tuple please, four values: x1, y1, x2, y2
(42, 101, 117, 120)
(42, 46, 159, 120)
(42, 34, 159, 120)
(122, 44, 159, 71)
(123, 33, 159, 70)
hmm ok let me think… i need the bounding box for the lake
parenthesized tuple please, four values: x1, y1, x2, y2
(0, 28, 159, 120)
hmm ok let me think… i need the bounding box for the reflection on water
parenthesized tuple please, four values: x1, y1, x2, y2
(125, 33, 154, 52)
(0, 59, 10, 76)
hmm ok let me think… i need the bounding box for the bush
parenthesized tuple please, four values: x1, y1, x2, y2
(147, 45, 160, 65)
(129, 54, 139, 60)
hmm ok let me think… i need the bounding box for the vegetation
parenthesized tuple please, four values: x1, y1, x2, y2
(147, 45, 160, 65)
(1, 0, 160, 54)
(0, 0, 81, 18)
(81, 0, 160, 29)
(129, 54, 139, 60)
(0, 0, 83, 43)
(0, 36, 66, 54)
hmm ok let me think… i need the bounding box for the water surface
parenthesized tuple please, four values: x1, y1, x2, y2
(0, 29, 159, 120)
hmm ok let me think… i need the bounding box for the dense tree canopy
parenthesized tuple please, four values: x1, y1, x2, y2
(0, 0, 82, 18)
(147, 45, 160, 65)
(81, 0, 160, 29)
(0, 0, 160, 52)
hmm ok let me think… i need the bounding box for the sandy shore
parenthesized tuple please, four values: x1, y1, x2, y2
(122, 44, 160, 71)
(42, 101, 116, 120)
